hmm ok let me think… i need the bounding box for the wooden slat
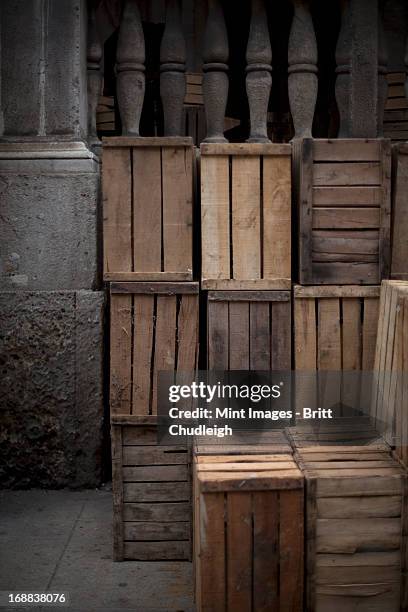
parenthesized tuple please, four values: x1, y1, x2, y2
(227, 492, 252, 610)
(318, 298, 341, 370)
(202, 278, 292, 290)
(122, 464, 188, 481)
(311, 262, 380, 284)
(124, 540, 190, 560)
(124, 481, 190, 503)
(271, 300, 292, 370)
(228, 301, 250, 369)
(313, 208, 380, 230)
(110, 295, 132, 415)
(111, 425, 124, 560)
(103, 147, 132, 275)
(294, 297, 316, 369)
(294, 285, 380, 298)
(151, 295, 177, 414)
(263, 154, 291, 280)
(313, 186, 382, 207)
(176, 294, 199, 372)
(123, 501, 190, 522)
(132, 147, 161, 273)
(313, 162, 381, 186)
(362, 297, 380, 370)
(201, 143, 291, 156)
(208, 290, 290, 302)
(198, 492, 226, 610)
(207, 301, 229, 370)
(299, 139, 314, 283)
(249, 301, 270, 370)
(312, 231, 379, 261)
(110, 281, 199, 294)
(201, 154, 230, 281)
(232, 155, 261, 280)
(122, 446, 188, 466)
(132, 295, 154, 415)
(317, 495, 401, 519)
(252, 491, 279, 611)
(280, 490, 304, 611)
(313, 140, 381, 162)
(380, 140, 392, 280)
(123, 521, 190, 541)
(103, 137, 193, 147)
(105, 272, 192, 282)
(316, 517, 401, 553)
(162, 146, 193, 274)
(391, 146, 408, 279)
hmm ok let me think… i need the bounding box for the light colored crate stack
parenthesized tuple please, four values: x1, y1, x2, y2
(371, 280, 408, 462)
(384, 73, 408, 142)
(391, 144, 408, 280)
(294, 285, 380, 416)
(200, 143, 291, 290)
(295, 139, 391, 285)
(111, 415, 191, 561)
(193, 453, 304, 612)
(103, 137, 194, 282)
(294, 443, 407, 612)
(207, 290, 291, 370)
(110, 282, 199, 416)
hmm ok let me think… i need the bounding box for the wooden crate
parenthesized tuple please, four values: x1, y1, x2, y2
(111, 415, 191, 561)
(295, 139, 391, 285)
(103, 137, 194, 281)
(110, 282, 199, 415)
(286, 416, 386, 448)
(371, 281, 408, 459)
(193, 453, 304, 611)
(200, 143, 291, 290)
(207, 290, 291, 370)
(391, 144, 408, 280)
(294, 285, 380, 415)
(295, 444, 406, 612)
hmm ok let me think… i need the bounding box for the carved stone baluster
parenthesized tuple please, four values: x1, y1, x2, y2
(87, 2, 103, 146)
(246, 0, 272, 143)
(116, 0, 145, 136)
(335, 0, 352, 137)
(202, 0, 229, 143)
(0, 6, 3, 136)
(288, 0, 318, 139)
(160, 0, 186, 136)
(377, 6, 388, 137)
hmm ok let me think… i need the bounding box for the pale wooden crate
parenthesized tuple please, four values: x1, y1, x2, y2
(193, 453, 304, 611)
(294, 139, 391, 285)
(110, 282, 199, 416)
(294, 285, 380, 418)
(111, 415, 191, 561)
(294, 445, 406, 612)
(391, 144, 408, 280)
(371, 281, 408, 462)
(200, 143, 291, 290)
(207, 290, 291, 370)
(103, 137, 194, 282)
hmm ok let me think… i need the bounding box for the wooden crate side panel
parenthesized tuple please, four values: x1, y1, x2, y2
(103, 147, 132, 276)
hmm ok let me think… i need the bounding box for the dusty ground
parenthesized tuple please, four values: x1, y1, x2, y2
(0, 489, 194, 612)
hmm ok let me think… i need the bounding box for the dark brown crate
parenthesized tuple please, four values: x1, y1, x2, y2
(294, 139, 391, 285)
(111, 415, 191, 561)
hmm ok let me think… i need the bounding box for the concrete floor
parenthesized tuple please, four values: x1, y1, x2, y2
(0, 489, 194, 612)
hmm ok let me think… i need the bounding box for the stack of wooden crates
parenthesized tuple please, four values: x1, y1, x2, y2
(291, 137, 408, 611)
(193, 142, 307, 610)
(103, 136, 199, 561)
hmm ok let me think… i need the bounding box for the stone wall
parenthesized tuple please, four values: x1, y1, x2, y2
(0, 0, 105, 488)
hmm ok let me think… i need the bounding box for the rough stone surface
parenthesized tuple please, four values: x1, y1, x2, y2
(0, 145, 100, 291)
(1, 0, 87, 138)
(0, 290, 105, 488)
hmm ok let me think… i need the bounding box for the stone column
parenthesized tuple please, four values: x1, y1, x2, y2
(288, 0, 318, 139)
(160, 0, 186, 136)
(116, 0, 145, 136)
(377, 7, 388, 137)
(336, 0, 353, 137)
(202, 0, 229, 143)
(87, 1, 103, 149)
(0, 0, 104, 488)
(246, 0, 272, 143)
